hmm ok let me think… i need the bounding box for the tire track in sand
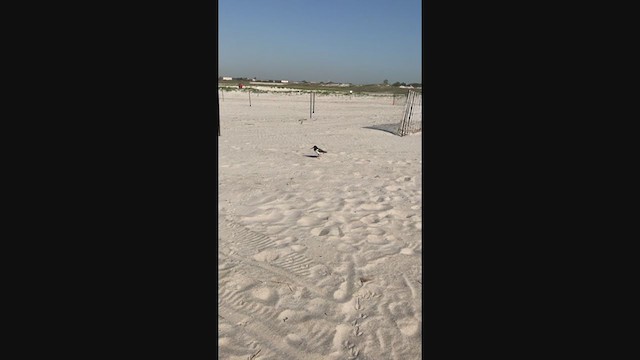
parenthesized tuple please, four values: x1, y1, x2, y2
(219, 304, 325, 360)
(219, 219, 363, 358)
(222, 217, 275, 253)
(225, 253, 331, 299)
(220, 218, 355, 300)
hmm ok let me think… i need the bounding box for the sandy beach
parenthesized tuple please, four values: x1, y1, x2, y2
(218, 91, 422, 359)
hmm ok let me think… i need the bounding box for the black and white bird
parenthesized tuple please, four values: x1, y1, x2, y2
(312, 145, 327, 156)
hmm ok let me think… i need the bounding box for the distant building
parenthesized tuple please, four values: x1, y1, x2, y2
(280, 80, 289, 83)
(221, 76, 232, 81)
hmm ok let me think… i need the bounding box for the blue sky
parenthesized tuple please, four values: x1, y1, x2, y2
(218, 0, 422, 84)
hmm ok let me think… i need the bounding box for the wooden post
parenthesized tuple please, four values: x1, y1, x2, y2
(400, 93, 408, 135)
(218, 89, 220, 136)
(406, 92, 414, 134)
(407, 95, 412, 133)
(400, 91, 413, 136)
(405, 91, 416, 135)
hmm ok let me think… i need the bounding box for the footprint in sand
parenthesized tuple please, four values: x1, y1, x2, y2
(278, 309, 310, 324)
(360, 214, 380, 224)
(234, 276, 261, 292)
(297, 216, 325, 227)
(343, 220, 366, 231)
(251, 287, 279, 305)
(285, 333, 304, 346)
(362, 243, 403, 262)
(253, 247, 291, 262)
(397, 317, 421, 337)
(389, 301, 414, 318)
(329, 213, 351, 224)
(311, 225, 343, 237)
(290, 244, 306, 252)
(400, 247, 417, 255)
(274, 236, 297, 247)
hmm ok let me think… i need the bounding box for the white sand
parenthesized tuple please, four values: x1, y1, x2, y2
(218, 91, 422, 359)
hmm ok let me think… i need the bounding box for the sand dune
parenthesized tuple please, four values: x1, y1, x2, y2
(219, 91, 422, 359)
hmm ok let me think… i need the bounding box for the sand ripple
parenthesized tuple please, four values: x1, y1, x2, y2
(219, 92, 422, 359)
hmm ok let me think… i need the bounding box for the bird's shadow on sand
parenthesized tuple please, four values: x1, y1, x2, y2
(362, 124, 400, 136)
(303, 154, 319, 158)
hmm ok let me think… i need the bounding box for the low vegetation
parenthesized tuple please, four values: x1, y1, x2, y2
(218, 81, 421, 95)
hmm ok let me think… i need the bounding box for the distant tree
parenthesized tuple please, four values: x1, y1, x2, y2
(392, 82, 401, 86)
(400, 82, 406, 86)
(383, 79, 389, 85)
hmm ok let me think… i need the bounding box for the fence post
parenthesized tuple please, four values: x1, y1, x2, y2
(410, 91, 416, 134)
(399, 91, 411, 136)
(407, 91, 415, 134)
(401, 93, 407, 135)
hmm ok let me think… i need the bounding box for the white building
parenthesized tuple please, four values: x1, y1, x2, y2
(222, 76, 232, 81)
(280, 80, 289, 83)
